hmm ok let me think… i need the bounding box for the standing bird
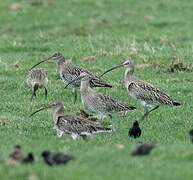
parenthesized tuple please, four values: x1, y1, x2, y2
(100, 60, 181, 120)
(65, 72, 136, 121)
(27, 68, 48, 101)
(42, 150, 74, 166)
(129, 121, 141, 138)
(30, 102, 112, 140)
(131, 143, 155, 156)
(30, 52, 112, 103)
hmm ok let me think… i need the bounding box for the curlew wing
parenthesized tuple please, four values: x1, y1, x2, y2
(128, 80, 178, 106)
(94, 93, 136, 112)
(61, 63, 112, 88)
(56, 115, 111, 135)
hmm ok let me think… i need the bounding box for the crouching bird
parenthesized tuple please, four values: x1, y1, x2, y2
(30, 102, 112, 140)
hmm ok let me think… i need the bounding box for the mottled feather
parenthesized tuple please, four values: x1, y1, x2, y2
(95, 93, 136, 112)
(27, 68, 48, 87)
(128, 80, 180, 106)
(56, 115, 111, 135)
(60, 62, 112, 88)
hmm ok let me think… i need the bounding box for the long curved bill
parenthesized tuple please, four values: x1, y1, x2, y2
(29, 55, 53, 70)
(99, 64, 124, 77)
(29, 106, 49, 117)
(64, 74, 86, 89)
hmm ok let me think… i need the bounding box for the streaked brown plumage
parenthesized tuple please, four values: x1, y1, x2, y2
(27, 68, 48, 101)
(6, 145, 34, 165)
(9, 145, 23, 162)
(29, 102, 112, 140)
(30, 52, 112, 103)
(65, 72, 136, 121)
(100, 60, 181, 120)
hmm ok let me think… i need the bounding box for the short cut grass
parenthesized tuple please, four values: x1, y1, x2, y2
(0, 0, 192, 179)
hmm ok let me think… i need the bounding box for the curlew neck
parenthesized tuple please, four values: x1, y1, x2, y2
(124, 67, 134, 86)
(80, 80, 93, 95)
(56, 57, 66, 72)
(52, 105, 65, 124)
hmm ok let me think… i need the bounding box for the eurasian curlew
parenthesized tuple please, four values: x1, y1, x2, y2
(100, 60, 181, 120)
(30, 52, 112, 103)
(30, 102, 112, 140)
(27, 68, 48, 101)
(65, 72, 136, 121)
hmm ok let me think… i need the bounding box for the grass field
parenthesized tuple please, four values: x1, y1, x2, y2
(1, 0, 193, 179)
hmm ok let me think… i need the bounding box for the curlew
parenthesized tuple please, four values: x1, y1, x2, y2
(27, 68, 48, 101)
(30, 52, 112, 103)
(100, 60, 181, 120)
(65, 72, 136, 121)
(30, 102, 112, 140)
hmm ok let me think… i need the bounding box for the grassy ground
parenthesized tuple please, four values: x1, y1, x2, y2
(0, 0, 193, 179)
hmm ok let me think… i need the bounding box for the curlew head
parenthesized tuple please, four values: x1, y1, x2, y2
(29, 102, 64, 117)
(122, 59, 134, 70)
(51, 52, 64, 61)
(30, 52, 65, 70)
(99, 59, 134, 77)
(64, 72, 93, 89)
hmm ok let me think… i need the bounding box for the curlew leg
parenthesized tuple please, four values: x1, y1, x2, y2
(30, 88, 37, 101)
(140, 105, 159, 121)
(72, 88, 77, 104)
(30, 85, 38, 101)
(44, 87, 48, 100)
(149, 105, 159, 114)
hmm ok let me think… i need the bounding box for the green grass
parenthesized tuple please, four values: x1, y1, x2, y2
(0, 0, 193, 179)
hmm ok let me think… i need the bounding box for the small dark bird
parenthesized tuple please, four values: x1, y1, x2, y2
(129, 121, 141, 138)
(22, 153, 34, 164)
(131, 143, 155, 156)
(189, 129, 193, 143)
(42, 150, 74, 166)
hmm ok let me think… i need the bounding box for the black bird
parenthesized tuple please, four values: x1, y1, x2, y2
(22, 153, 34, 164)
(189, 129, 193, 143)
(42, 150, 74, 166)
(131, 143, 155, 156)
(129, 121, 141, 138)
